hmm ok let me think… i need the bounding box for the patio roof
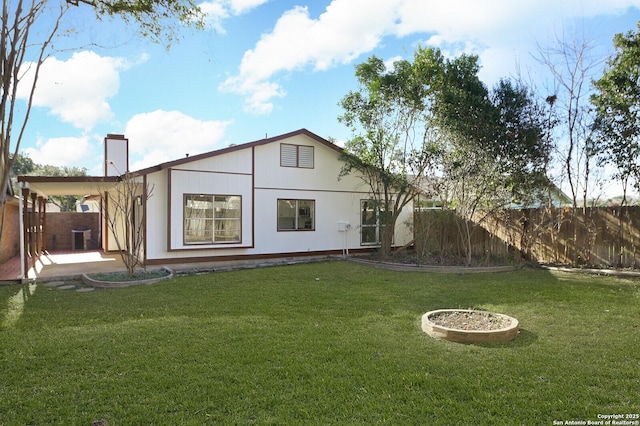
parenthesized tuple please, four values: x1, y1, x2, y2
(16, 176, 119, 197)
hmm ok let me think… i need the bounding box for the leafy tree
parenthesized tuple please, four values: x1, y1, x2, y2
(591, 23, 640, 267)
(340, 47, 549, 264)
(338, 48, 443, 258)
(33, 165, 89, 212)
(592, 22, 640, 207)
(435, 55, 548, 264)
(8, 152, 35, 195)
(438, 59, 548, 201)
(10, 152, 35, 177)
(10, 153, 88, 211)
(490, 80, 549, 197)
(70, 0, 204, 45)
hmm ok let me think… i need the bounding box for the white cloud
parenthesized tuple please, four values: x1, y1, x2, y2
(199, 0, 269, 33)
(24, 136, 94, 167)
(220, 1, 399, 114)
(221, 0, 640, 114)
(18, 51, 144, 131)
(229, 0, 269, 14)
(124, 110, 233, 170)
(199, 1, 230, 33)
(384, 56, 404, 71)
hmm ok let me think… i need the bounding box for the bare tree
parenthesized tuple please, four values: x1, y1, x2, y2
(1, 0, 66, 198)
(535, 29, 606, 209)
(101, 172, 153, 276)
(535, 28, 605, 265)
(0, 0, 203, 249)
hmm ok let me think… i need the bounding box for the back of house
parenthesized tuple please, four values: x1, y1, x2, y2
(140, 129, 414, 265)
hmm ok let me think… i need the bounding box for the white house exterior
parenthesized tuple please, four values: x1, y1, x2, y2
(136, 129, 414, 265)
(17, 129, 415, 271)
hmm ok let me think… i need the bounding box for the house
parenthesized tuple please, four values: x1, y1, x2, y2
(0, 184, 22, 264)
(17, 129, 414, 273)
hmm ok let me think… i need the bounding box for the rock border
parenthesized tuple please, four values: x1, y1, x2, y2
(348, 257, 517, 273)
(540, 265, 640, 278)
(82, 267, 174, 288)
(421, 309, 519, 343)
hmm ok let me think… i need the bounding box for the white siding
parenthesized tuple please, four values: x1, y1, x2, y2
(168, 169, 253, 250)
(143, 132, 414, 262)
(145, 172, 168, 260)
(104, 137, 128, 176)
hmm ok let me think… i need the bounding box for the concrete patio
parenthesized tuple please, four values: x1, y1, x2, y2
(0, 250, 336, 284)
(0, 251, 128, 283)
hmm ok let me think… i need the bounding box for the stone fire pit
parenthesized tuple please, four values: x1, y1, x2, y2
(421, 309, 519, 343)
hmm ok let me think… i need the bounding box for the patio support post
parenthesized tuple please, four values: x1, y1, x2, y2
(37, 197, 42, 254)
(31, 193, 38, 256)
(21, 186, 30, 278)
(40, 197, 47, 252)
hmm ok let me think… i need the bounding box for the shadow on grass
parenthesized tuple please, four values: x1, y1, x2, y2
(426, 328, 538, 348)
(470, 327, 538, 348)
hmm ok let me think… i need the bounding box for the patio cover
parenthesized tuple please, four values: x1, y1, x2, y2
(14, 176, 121, 281)
(17, 176, 120, 197)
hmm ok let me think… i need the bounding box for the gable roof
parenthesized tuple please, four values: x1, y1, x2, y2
(134, 128, 343, 176)
(17, 129, 342, 198)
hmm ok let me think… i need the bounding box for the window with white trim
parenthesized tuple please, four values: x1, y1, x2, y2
(277, 199, 315, 231)
(280, 144, 314, 168)
(184, 194, 241, 244)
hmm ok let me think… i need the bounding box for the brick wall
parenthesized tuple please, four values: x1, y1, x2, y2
(45, 212, 100, 251)
(0, 200, 20, 264)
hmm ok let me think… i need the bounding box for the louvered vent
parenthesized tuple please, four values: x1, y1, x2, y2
(280, 144, 298, 167)
(280, 144, 314, 168)
(298, 145, 314, 168)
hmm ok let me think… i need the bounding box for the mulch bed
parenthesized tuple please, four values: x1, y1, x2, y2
(360, 252, 513, 267)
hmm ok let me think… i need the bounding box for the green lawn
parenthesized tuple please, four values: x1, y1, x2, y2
(1, 260, 639, 425)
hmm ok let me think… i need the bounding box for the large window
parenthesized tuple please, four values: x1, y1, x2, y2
(360, 200, 391, 245)
(280, 144, 314, 168)
(184, 194, 241, 244)
(277, 199, 315, 231)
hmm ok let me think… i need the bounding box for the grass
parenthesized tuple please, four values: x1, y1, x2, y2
(0, 260, 639, 425)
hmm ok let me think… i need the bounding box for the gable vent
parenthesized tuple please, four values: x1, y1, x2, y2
(298, 145, 314, 168)
(280, 144, 298, 167)
(280, 143, 314, 168)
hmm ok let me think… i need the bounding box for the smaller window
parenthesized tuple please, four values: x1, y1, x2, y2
(360, 199, 392, 246)
(280, 144, 314, 168)
(278, 199, 315, 231)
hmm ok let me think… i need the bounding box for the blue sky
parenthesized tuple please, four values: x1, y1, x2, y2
(16, 0, 640, 179)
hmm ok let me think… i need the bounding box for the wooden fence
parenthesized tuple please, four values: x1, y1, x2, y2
(414, 206, 640, 268)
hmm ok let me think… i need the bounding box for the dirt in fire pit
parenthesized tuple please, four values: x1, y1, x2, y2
(429, 311, 509, 331)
